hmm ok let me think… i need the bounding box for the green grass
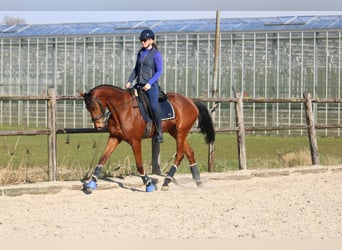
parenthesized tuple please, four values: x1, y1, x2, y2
(0, 128, 341, 184)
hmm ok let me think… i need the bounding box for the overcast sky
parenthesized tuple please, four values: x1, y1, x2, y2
(1, 0, 342, 24)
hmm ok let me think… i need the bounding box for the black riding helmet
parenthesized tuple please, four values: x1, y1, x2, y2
(140, 29, 155, 41)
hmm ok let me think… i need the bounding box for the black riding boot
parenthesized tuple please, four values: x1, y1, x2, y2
(154, 112, 163, 143)
(155, 123, 163, 143)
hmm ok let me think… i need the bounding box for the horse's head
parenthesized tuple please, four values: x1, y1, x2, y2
(80, 90, 108, 130)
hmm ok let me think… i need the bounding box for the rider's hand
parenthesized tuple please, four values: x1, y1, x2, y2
(125, 82, 131, 89)
(143, 83, 151, 91)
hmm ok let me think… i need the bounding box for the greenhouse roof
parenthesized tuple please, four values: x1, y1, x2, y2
(1, 15, 342, 38)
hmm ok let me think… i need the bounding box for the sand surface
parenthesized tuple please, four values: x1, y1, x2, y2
(1, 170, 342, 239)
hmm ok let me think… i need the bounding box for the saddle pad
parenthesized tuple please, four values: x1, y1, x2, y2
(138, 99, 175, 122)
(160, 100, 175, 120)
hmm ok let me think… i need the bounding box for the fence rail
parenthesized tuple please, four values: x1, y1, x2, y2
(0, 88, 341, 181)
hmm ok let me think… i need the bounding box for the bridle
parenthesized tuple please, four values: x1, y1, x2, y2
(90, 96, 111, 123)
(89, 94, 133, 124)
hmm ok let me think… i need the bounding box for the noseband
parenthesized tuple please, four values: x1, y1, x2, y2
(88, 93, 132, 124)
(90, 96, 111, 123)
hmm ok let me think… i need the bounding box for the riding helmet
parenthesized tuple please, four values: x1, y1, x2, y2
(140, 29, 155, 40)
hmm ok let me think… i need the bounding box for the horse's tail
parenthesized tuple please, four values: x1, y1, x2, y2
(194, 101, 215, 144)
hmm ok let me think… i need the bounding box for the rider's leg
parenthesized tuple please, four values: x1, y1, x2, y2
(147, 85, 163, 143)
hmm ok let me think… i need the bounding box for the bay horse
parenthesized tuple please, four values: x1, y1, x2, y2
(80, 84, 215, 193)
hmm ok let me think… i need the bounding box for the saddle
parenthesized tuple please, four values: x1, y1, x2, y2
(130, 88, 175, 137)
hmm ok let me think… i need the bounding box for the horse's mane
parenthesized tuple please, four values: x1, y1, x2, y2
(84, 84, 127, 106)
(91, 84, 125, 91)
(90, 84, 128, 96)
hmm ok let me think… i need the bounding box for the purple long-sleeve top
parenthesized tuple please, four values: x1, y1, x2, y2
(128, 47, 163, 87)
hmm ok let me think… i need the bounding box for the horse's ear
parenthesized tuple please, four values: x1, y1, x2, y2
(81, 91, 92, 106)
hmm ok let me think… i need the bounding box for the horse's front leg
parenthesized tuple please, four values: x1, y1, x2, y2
(83, 136, 121, 194)
(131, 140, 157, 192)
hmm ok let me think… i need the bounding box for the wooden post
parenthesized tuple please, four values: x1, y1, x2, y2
(303, 93, 320, 165)
(151, 139, 161, 175)
(208, 142, 215, 173)
(234, 92, 247, 170)
(207, 11, 220, 173)
(48, 88, 57, 181)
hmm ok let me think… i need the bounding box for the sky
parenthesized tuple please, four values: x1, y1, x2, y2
(1, 0, 342, 11)
(1, 11, 342, 24)
(1, 0, 342, 24)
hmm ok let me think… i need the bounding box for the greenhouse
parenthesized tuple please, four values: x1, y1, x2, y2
(0, 15, 341, 136)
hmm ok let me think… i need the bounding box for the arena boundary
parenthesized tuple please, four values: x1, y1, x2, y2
(0, 88, 341, 181)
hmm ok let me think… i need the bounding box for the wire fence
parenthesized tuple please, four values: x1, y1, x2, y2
(0, 30, 341, 136)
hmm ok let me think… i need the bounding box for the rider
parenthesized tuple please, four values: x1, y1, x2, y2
(126, 29, 164, 143)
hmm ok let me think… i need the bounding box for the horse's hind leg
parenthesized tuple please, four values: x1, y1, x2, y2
(161, 138, 202, 191)
(161, 132, 185, 190)
(162, 132, 202, 190)
(189, 163, 202, 187)
(183, 139, 203, 187)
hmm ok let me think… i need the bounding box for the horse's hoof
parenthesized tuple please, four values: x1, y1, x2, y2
(151, 177, 159, 185)
(146, 183, 157, 192)
(161, 178, 172, 191)
(83, 187, 93, 195)
(196, 181, 203, 188)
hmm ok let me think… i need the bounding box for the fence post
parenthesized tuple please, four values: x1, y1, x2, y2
(303, 93, 320, 165)
(48, 88, 57, 181)
(207, 11, 220, 173)
(234, 92, 247, 170)
(208, 142, 215, 172)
